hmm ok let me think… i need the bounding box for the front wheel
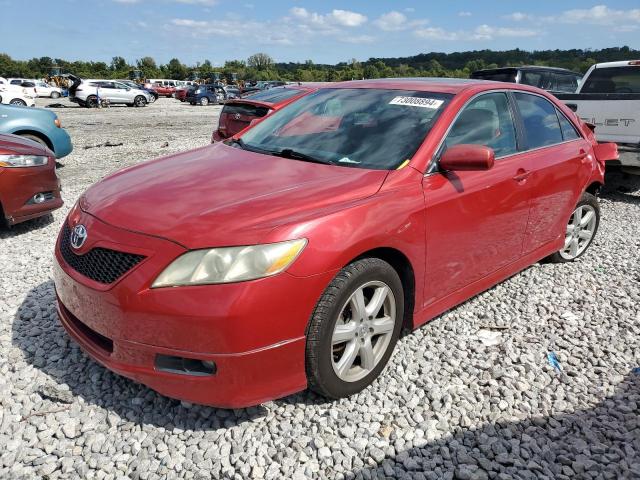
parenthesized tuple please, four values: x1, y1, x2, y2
(306, 258, 403, 399)
(199, 97, 209, 106)
(548, 192, 600, 263)
(10, 99, 27, 106)
(134, 95, 147, 107)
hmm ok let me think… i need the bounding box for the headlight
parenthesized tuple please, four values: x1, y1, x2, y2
(0, 155, 49, 167)
(152, 239, 307, 287)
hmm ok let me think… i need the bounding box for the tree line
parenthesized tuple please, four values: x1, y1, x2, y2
(0, 46, 637, 82)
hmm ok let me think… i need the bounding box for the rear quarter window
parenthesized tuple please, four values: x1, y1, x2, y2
(582, 66, 640, 93)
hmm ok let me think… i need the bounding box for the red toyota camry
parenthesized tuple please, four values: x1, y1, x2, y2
(53, 79, 616, 408)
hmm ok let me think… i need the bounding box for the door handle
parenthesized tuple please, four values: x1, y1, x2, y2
(513, 169, 531, 182)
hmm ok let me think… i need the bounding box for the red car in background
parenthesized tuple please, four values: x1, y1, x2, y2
(54, 79, 616, 408)
(147, 82, 176, 98)
(175, 86, 194, 102)
(212, 85, 324, 142)
(0, 133, 63, 226)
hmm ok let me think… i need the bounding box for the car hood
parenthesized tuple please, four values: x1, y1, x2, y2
(81, 143, 388, 248)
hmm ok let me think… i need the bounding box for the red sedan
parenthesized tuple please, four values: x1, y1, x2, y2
(53, 79, 616, 408)
(1, 134, 63, 226)
(211, 85, 324, 142)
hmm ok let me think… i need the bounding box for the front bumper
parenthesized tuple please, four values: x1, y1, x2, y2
(52, 213, 334, 407)
(0, 165, 63, 225)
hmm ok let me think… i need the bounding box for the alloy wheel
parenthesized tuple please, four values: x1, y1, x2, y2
(560, 204, 597, 260)
(331, 281, 396, 382)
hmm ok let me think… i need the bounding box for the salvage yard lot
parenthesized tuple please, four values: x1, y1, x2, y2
(1, 97, 639, 480)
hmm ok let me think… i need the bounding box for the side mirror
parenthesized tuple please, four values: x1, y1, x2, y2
(592, 142, 618, 163)
(440, 144, 495, 171)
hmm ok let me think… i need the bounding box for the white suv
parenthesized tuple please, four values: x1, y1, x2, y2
(0, 77, 36, 106)
(8, 79, 63, 98)
(68, 76, 153, 108)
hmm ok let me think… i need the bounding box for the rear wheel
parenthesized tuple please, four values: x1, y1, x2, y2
(548, 192, 600, 263)
(134, 95, 147, 107)
(50, 91, 61, 99)
(85, 95, 98, 108)
(10, 99, 27, 106)
(199, 97, 209, 106)
(306, 258, 403, 399)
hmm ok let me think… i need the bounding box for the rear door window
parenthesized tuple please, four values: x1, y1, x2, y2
(581, 66, 640, 93)
(443, 92, 518, 158)
(514, 93, 563, 149)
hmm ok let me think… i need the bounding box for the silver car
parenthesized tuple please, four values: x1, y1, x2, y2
(68, 75, 152, 108)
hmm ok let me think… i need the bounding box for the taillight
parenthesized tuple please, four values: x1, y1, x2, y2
(218, 113, 228, 130)
(54, 118, 61, 128)
(628, 60, 640, 66)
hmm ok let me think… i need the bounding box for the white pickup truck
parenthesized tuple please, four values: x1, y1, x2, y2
(556, 60, 640, 172)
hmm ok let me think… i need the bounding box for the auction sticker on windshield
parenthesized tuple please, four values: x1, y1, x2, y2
(389, 96, 444, 109)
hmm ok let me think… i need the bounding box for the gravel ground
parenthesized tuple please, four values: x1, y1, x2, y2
(1, 97, 639, 480)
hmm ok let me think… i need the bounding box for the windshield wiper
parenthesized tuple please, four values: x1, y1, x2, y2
(274, 148, 333, 165)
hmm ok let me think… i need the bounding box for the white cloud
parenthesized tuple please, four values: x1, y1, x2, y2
(175, 0, 217, 4)
(503, 12, 531, 21)
(458, 11, 472, 17)
(504, 5, 640, 25)
(374, 11, 408, 31)
(374, 10, 428, 31)
(554, 5, 640, 24)
(289, 7, 367, 29)
(415, 24, 539, 41)
(341, 35, 376, 44)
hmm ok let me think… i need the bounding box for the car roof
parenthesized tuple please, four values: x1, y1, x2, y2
(592, 60, 640, 69)
(326, 77, 512, 94)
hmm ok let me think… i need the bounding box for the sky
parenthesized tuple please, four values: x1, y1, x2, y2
(2, 1, 640, 66)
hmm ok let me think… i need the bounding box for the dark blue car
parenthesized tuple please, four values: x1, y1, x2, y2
(186, 84, 240, 106)
(0, 104, 72, 159)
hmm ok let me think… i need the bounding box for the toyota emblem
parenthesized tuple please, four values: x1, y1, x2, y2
(234, 113, 241, 120)
(70, 224, 88, 250)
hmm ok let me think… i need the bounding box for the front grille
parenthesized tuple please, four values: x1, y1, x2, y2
(60, 223, 146, 284)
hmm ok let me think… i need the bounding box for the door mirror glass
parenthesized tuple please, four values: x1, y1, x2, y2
(440, 144, 495, 171)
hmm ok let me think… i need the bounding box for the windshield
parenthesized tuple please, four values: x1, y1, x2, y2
(244, 87, 305, 104)
(239, 88, 451, 170)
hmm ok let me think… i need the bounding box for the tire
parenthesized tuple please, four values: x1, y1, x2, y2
(51, 91, 61, 99)
(134, 95, 147, 107)
(9, 99, 27, 106)
(199, 97, 209, 106)
(548, 192, 600, 263)
(306, 258, 404, 399)
(18, 133, 48, 149)
(85, 95, 98, 108)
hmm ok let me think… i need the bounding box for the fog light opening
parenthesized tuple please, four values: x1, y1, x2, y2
(33, 192, 46, 204)
(155, 354, 217, 376)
